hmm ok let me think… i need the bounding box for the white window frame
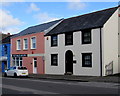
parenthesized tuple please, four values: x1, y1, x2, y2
(13, 57, 23, 66)
(23, 38, 28, 50)
(19, 57, 23, 66)
(16, 39, 21, 50)
(31, 36, 36, 49)
(12, 57, 16, 66)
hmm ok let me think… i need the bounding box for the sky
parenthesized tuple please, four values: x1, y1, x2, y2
(0, 1, 119, 34)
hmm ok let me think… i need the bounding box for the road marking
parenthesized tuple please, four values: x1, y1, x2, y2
(2, 77, 119, 89)
(1, 84, 59, 94)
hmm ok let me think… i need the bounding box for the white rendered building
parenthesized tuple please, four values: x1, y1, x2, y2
(45, 6, 120, 76)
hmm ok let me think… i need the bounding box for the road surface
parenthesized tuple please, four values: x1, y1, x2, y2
(1, 77, 119, 95)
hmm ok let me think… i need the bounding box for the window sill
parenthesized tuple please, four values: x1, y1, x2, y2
(23, 49, 28, 51)
(31, 48, 36, 50)
(82, 66, 92, 68)
(65, 44, 73, 46)
(82, 42, 91, 45)
(51, 46, 58, 47)
(16, 49, 21, 51)
(51, 65, 58, 66)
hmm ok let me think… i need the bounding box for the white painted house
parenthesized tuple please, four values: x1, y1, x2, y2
(45, 6, 120, 76)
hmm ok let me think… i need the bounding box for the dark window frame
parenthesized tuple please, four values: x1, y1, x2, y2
(65, 32, 73, 46)
(81, 29, 91, 44)
(51, 54, 58, 66)
(82, 53, 92, 67)
(51, 35, 58, 47)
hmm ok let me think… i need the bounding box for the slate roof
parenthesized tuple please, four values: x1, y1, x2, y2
(0, 33, 10, 40)
(12, 19, 63, 38)
(46, 7, 118, 36)
(1, 35, 13, 44)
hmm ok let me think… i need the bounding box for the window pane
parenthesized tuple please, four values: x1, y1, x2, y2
(65, 33, 73, 45)
(82, 29, 91, 44)
(24, 39, 28, 49)
(31, 37, 36, 49)
(17, 40, 21, 50)
(34, 58, 37, 60)
(16, 57, 19, 66)
(20, 61, 22, 66)
(20, 57, 22, 60)
(33, 43, 36, 48)
(51, 54, 58, 66)
(34, 61, 37, 67)
(82, 53, 92, 67)
(13, 57, 15, 66)
(51, 35, 57, 46)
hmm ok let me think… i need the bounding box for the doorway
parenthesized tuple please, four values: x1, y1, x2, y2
(33, 58, 37, 74)
(65, 50, 73, 74)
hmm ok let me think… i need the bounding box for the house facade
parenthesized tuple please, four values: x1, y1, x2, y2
(45, 6, 120, 76)
(11, 19, 62, 74)
(0, 35, 12, 72)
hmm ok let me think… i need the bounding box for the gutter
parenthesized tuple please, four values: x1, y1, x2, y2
(100, 27, 103, 76)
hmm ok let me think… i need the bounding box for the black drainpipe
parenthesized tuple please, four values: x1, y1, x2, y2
(100, 27, 102, 77)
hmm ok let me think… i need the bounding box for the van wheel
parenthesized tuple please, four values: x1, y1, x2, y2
(14, 73, 17, 77)
(4, 73, 7, 77)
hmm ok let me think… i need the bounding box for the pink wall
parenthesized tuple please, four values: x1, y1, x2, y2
(11, 32, 45, 74)
(11, 32, 44, 54)
(23, 57, 44, 74)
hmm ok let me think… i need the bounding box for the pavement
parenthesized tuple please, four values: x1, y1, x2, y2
(0, 72, 120, 83)
(28, 74, 120, 83)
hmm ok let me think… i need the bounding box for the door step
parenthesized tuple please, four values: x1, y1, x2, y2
(64, 72, 72, 75)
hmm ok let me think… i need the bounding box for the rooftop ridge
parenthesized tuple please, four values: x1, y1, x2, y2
(26, 19, 63, 29)
(65, 6, 118, 21)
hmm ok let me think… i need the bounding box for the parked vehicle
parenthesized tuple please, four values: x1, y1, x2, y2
(4, 66, 28, 77)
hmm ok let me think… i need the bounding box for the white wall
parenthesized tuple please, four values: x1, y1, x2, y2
(45, 28, 101, 76)
(102, 8, 119, 76)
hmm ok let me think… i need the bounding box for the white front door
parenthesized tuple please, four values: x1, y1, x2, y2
(33, 58, 37, 74)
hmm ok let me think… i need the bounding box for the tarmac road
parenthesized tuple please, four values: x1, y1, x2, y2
(1, 77, 119, 95)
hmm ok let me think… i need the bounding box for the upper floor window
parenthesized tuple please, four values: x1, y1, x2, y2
(82, 29, 91, 44)
(51, 35, 58, 47)
(65, 33, 73, 45)
(82, 53, 92, 67)
(23, 39, 28, 50)
(31, 37, 36, 49)
(17, 40, 21, 50)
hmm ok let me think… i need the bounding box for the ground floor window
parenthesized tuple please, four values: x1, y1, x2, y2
(12, 57, 23, 66)
(82, 53, 92, 67)
(51, 54, 58, 66)
(13, 57, 15, 66)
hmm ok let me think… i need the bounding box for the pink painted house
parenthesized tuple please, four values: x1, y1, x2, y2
(11, 19, 62, 74)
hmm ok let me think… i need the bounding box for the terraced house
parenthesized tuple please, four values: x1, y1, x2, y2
(0, 34, 12, 72)
(45, 6, 120, 76)
(11, 19, 63, 74)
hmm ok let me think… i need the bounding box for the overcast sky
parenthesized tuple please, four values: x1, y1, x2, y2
(0, 1, 118, 34)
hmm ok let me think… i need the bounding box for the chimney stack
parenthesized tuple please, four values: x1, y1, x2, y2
(7, 33, 10, 35)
